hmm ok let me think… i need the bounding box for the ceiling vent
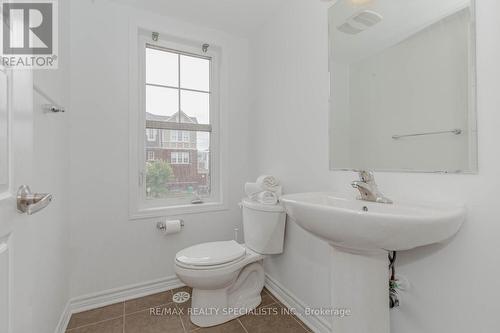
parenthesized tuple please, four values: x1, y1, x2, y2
(337, 10, 383, 35)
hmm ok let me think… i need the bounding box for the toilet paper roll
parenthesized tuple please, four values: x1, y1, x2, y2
(162, 219, 182, 235)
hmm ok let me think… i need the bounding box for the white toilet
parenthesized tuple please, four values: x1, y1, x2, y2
(174, 199, 286, 327)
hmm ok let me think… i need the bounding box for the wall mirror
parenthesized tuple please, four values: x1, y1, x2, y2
(0, 68, 9, 192)
(329, 0, 477, 173)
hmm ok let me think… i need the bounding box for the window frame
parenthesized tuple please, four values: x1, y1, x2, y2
(129, 26, 227, 219)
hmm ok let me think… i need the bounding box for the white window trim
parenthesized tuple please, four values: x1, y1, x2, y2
(128, 21, 228, 219)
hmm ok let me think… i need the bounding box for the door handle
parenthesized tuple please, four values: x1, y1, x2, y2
(16, 185, 53, 215)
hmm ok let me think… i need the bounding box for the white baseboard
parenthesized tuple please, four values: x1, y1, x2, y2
(54, 300, 72, 333)
(56, 274, 331, 333)
(55, 275, 183, 333)
(265, 274, 332, 333)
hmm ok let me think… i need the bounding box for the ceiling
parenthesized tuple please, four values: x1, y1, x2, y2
(112, 0, 288, 37)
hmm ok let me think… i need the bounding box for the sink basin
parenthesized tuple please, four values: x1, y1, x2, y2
(281, 192, 465, 333)
(281, 192, 465, 252)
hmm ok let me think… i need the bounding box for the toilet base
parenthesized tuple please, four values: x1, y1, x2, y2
(190, 291, 262, 327)
(189, 262, 265, 327)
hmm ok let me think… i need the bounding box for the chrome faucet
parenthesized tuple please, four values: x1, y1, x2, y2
(351, 171, 393, 204)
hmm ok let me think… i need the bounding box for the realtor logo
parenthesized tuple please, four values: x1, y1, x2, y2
(1, 0, 58, 69)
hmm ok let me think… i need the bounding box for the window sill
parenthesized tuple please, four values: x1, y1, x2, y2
(129, 201, 228, 220)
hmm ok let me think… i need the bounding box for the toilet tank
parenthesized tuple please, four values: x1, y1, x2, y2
(241, 199, 286, 254)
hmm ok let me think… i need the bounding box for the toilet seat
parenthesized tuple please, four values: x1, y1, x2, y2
(175, 244, 263, 272)
(176, 240, 247, 269)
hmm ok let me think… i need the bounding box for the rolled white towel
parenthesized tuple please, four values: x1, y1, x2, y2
(244, 182, 261, 197)
(256, 175, 281, 192)
(251, 191, 279, 205)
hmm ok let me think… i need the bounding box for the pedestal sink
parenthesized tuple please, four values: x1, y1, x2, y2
(280, 192, 465, 333)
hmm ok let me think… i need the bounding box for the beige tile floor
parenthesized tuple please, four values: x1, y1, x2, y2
(66, 287, 312, 333)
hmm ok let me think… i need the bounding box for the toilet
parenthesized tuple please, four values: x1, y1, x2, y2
(174, 199, 286, 327)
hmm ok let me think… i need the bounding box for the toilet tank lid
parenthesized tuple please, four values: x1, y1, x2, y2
(241, 199, 285, 212)
(176, 240, 246, 266)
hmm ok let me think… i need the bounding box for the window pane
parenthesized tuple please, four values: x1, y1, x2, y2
(180, 90, 210, 125)
(145, 131, 211, 200)
(146, 86, 179, 119)
(146, 48, 178, 87)
(180, 55, 210, 92)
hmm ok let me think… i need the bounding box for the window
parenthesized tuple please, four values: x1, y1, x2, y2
(130, 33, 224, 217)
(144, 45, 211, 201)
(183, 131, 190, 142)
(146, 129, 157, 141)
(197, 150, 209, 173)
(170, 131, 178, 142)
(147, 151, 155, 161)
(170, 130, 190, 143)
(161, 130, 169, 143)
(171, 152, 190, 165)
(130, 28, 226, 218)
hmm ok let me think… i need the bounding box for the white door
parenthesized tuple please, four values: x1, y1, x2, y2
(0, 68, 37, 333)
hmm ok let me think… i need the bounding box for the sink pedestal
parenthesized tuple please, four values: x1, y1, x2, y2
(330, 247, 389, 333)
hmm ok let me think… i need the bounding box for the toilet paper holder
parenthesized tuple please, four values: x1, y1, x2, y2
(156, 219, 185, 232)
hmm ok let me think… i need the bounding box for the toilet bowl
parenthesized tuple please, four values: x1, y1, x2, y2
(175, 241, 265, 327)
(174, 199, 286, 327)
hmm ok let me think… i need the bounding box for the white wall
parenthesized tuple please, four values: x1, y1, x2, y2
(250, 0, 500, 332)
(68, 0, 251, 298)
(30, 1, 71, 331)
(250, 0, 334, 325)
